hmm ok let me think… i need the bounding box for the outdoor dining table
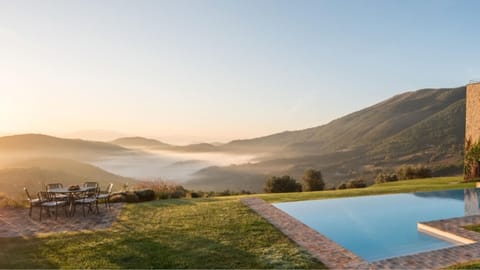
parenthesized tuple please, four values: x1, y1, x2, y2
(48, 186, 96, 217)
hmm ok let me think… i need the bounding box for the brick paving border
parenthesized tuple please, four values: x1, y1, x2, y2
(241, 197, 364, 269)
(242, 197, 480, 269)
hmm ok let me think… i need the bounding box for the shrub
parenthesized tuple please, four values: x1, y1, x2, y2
(302, 169, 325, 191)
(465, 138, 480, 181)
(0, 193, 24, 208)
(336, 183, 347, 190)
(135, 189, 156, 201)
(396, 165, 432, 180)
(346, 179, 367, 189)
(264, 175, 302, 193)
(134, 180, 188, 200)
(189, 192, 202, 198)
(375, 172, 398, 184)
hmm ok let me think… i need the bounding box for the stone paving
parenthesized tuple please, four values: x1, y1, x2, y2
(241, 197, 364, 269)
(241, 197, 480, 270)
(0, 203, 123, 238)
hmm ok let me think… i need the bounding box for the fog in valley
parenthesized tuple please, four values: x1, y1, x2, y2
(90, 149, 257, 183)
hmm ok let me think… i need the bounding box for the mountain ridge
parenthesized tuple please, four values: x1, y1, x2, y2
(186, 86, 467, 192)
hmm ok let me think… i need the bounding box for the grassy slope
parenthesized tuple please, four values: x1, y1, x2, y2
(0, 177, 476, 269)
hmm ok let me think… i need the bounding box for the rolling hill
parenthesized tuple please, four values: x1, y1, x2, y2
(2, 158, 131, 199)
(111, 137, 172, 149)
(186, 86, 467, 192)
(0, 134, 132, 165)
(111, 137, 218, 152)
(0, 87, 468, 194)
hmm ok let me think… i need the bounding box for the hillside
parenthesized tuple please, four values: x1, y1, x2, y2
(2, 158, 131, 198)
(0, 134, 132, 165)
(111, 137, 172, 149)
(222, 87, 465, 155)
(186, 86, 467, 192)
(112, 137, 218, 152)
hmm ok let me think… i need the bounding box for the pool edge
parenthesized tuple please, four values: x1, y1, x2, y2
(242, 197, 480, 269)
(241, 197, 365, 269)
(417, 222, 476, 244)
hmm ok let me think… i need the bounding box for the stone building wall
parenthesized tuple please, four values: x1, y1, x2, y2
(465, 82, 480, 179)
(466, 83, 480, 144)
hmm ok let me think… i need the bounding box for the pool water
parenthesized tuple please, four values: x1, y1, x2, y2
(273, 189, 480, 262)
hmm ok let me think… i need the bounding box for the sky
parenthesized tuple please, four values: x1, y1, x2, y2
(1, 0, 480, 144)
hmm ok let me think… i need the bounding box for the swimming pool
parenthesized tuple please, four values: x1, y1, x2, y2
(273, 189, 480, 262)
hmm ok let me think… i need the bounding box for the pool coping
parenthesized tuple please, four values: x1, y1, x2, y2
(241, 197, 480, 269)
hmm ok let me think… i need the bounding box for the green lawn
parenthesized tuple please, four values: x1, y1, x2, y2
(0, 176, 476, 268)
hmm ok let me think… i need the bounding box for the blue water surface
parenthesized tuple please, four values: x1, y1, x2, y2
(273, 189, 479, 262)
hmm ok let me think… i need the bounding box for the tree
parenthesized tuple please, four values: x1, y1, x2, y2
(302, 169, 325, 191)
(264, 175, 302, 193)
(396, 165, 432, 180)
(375, 172, 398, 184)
(465, 138, 480, 181)
(346, 179, 367, 189)
(337, 182, 347, 190)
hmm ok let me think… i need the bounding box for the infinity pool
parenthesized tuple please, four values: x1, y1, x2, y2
(274, 189, 480, 262)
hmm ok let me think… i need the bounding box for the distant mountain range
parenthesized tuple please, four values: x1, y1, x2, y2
(186, 86, 466, 192)
(111, 137, 218, 152)
(0, 86, 468, 193)
(0, 133, 131, 161)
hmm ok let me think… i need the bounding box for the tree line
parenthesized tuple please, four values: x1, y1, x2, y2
(264, 169, 325, 193)
(264, 165, 433, 193)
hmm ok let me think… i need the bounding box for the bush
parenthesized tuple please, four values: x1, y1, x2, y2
(465, 138, 480, 181)
(264, 175, 302, 193)
(0, 193, 24, 208)
(189, 192, 202, 198)
(135, 189, 156, 201)
(302, 169, 325, 191)
(109, 191, 140, 203)
(336, 183, 347, 190)
(375, 172, 398, 184)
(397, 165, 432, 180)
(346, 179, 367, 189)
(134, 180, 188, 200)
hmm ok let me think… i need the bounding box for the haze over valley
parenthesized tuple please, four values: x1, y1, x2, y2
(0, 85, 467, 195)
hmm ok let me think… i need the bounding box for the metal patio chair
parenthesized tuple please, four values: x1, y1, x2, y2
(73, 187, 100, 217)
(38, 191, 68, 221)
(46, 183, 68, 201)
(24, 187, 41, 217)
(97, 183, 113, 209)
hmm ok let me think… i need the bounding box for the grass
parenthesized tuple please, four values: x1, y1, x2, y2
(0, 198, 325, 269)
(0, 176, 476, 268)
(257, 176, 474, 202)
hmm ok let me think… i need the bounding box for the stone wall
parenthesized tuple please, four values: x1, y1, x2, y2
(466, 83, 480, 144)
(465, 82, 480, 179)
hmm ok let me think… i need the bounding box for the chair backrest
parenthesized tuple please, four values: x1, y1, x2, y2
(83, 181, 98, 188)
(106, 183, 114, 194)
(46, 183, 63, 190)
(38, 191, 51, 201)
(82, 187, 100, 198)
(24, 187, 33, 201)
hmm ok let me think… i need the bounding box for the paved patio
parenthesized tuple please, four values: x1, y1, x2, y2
(0, 203, 123, 238)
(242, 197, 480, 269)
